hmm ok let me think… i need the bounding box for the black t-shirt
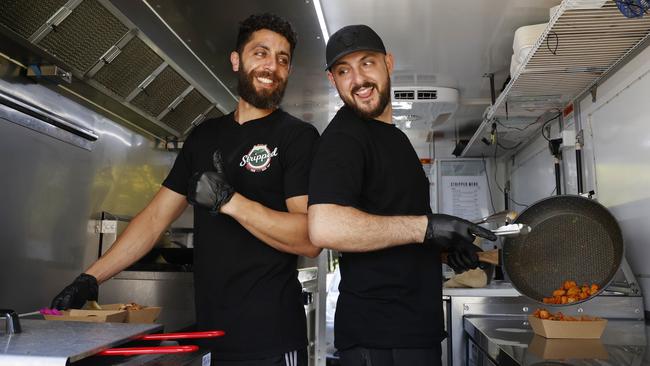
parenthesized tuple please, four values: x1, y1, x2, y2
(308, 106, 444, 351)
(163, 109, 319, 360)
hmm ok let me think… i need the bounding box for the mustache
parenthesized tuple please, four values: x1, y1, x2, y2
(351, 82, 377, 95)
(252, 70, 281, 83)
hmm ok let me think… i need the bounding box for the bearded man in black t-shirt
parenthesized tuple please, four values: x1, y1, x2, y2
(50, 14, 320, 366)
(307, 25, 497, 366)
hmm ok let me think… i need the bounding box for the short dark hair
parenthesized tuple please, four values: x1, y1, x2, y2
(236, 13, 297, 59)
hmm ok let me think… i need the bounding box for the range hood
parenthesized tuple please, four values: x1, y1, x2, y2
(0, 0, 237, 140)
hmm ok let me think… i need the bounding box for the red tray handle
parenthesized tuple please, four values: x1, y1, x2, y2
(98, 345, 199, 356)
(140, 330, 225, 340)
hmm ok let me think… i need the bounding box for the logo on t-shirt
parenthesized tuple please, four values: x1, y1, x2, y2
(240, 144, 279, 172)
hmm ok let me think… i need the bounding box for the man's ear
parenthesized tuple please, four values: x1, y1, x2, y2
(327, 71, 336, 88)
(385, 53, 394, 76)
(230, 51, 240, 72)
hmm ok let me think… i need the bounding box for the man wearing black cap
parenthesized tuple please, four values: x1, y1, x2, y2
(308, 25, 497, 365)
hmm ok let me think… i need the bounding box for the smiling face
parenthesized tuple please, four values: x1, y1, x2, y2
(328, 50, 394, 121)
(231, 29, 291, 109)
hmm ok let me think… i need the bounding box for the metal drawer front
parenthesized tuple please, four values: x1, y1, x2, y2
(131, 66, 189, 117)
(37, 0, 128, 73)
(0, 0, 67, 38)
(93, 36, 163, 98)
(161, 89, 211, 132)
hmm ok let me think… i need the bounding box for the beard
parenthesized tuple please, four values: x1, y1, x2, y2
(237, 61, 288, 109)
(340, 76, 391, 120)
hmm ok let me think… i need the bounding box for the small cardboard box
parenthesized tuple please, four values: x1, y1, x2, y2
(528, 315, 607, 339)
(43, 309, 127, 323)
(528, 334, 609, 359)
(100, 304, 162, 323)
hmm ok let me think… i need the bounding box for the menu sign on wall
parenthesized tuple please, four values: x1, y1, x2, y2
(440, 175, 489, 222)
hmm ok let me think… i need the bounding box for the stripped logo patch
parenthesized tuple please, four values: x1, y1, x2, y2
(240, 144, 278, 172)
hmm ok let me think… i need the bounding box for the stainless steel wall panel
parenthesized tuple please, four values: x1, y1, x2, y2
(131, 66, 189, 118)
(0, 0, 67, 38)
(37, 0, 129, 73)
(0, 68, 177, 314)
(100, 271, 195, 332)
(585, 68, 650, 289)
(92, 36, 163, 98)
(161, 89, 210, 132)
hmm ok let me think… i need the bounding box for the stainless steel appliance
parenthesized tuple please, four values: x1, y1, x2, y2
(444, 279, 644, 366)
(93, 211, 196, 331)
(464, 316, 646, 366)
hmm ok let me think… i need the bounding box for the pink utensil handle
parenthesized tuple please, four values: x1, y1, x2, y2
(140, 330, 225, 340)
(98, 345, 198, 356)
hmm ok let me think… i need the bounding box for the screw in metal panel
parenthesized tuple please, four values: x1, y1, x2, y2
(577, 308, 583, 313)
(463, 305, 469, 311)
(522, 307, 529, 313)
(635, 308, 640, 313)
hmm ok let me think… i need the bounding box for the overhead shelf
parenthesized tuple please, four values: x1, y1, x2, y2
(462, 0, 650, 157)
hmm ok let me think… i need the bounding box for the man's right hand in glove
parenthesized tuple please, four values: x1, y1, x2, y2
(425, 214, 497, 273)
(187, 150, 235, 215)
(50, 273, 98, 310)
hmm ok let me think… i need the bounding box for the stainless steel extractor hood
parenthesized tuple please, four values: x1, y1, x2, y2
(0, 0, 236, 140)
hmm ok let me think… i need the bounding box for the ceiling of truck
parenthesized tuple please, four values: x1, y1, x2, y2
(140, 0, 561, 150)
(0, 0, 562, 148)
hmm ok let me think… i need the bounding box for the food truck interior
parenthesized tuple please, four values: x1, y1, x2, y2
(2, 1, 650, 365)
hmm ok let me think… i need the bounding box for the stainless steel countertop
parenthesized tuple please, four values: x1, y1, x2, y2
(464, 316, 648, 366)
(0, 319, 162, 366)
(113, 271, 194, 281)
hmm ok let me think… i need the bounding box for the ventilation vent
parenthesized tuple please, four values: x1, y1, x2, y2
(417, 90, 437, 100)
(37, 0, 128, 73)
(0, 0, 235, 139)
(131, 66, 190, 117)
(92, 37, 163, 98)
(161, 89, 211, 132)
(391, 86, 459, 129)
(0, 0, 67, 38)
(393, 90, 415, 100)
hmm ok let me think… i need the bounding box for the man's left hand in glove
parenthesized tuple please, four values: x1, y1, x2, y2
(187, 150, 235, 214)
(446, 242, 484, 274)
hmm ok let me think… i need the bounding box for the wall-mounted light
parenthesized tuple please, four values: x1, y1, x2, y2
(313, 0, 329, 44)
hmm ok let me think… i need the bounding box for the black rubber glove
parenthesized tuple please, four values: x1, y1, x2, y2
(187, 150, 235, 215)
(446, 244, 483, 274)
(425, 214, 498, 273)
(50, 273, 98, 310)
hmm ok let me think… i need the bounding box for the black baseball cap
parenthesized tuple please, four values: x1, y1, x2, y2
(325, 24, 386, 70)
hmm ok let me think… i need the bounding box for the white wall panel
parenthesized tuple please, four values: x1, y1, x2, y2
(583, 64, 650, 281)
(508, 134, 557, 212)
